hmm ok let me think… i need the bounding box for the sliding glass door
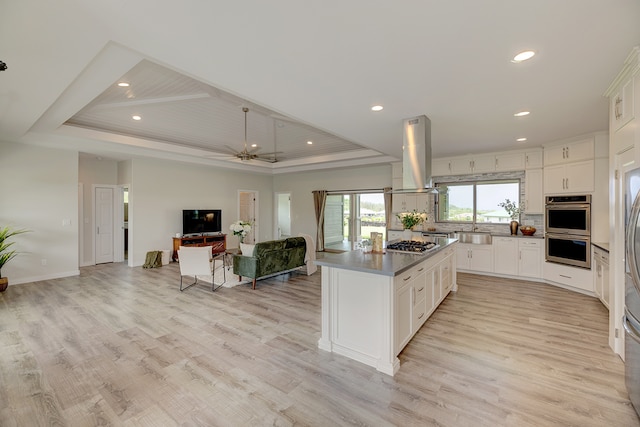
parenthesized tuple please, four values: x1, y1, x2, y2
(324, 192, 386, 251)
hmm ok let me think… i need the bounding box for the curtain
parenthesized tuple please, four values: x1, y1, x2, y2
(383, 187, 392, 240)
(312, 190, 328, 251)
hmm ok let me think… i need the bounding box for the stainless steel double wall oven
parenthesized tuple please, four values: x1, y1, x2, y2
(545, 195, 591, 269)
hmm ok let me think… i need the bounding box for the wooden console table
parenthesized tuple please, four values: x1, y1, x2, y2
(172, 234, 226, 261)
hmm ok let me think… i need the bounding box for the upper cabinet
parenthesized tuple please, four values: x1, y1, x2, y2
(544, 138, 594, 166)
(525, 151, 543, 169)
(432, 150, 533, 176)
(612, 79, 635, 131)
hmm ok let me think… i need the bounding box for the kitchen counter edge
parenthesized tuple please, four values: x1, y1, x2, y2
(315, 238, 457, 277)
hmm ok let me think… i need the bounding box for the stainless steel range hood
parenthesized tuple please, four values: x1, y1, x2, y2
(391, 115, 433, 193)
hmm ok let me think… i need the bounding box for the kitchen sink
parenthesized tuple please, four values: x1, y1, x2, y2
(450, 232, 492, 245)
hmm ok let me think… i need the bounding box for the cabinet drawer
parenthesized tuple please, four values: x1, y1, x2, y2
(413, 304, 427, 326)
(414, 283, 427, 305)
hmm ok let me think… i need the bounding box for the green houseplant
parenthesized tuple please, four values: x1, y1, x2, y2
(0, 226, 30, 292)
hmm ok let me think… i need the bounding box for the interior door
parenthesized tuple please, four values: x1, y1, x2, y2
(95, 186, 114, 264)
(276, 192, 291, 239)
(239, 190, 257, 243)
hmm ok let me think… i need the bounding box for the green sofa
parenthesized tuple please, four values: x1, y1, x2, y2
(233, 237, 307, 289)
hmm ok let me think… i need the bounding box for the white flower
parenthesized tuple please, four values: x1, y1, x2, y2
(230, 220, 252, 237)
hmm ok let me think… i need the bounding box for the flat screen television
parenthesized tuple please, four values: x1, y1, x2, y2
(182, 209, 222, 236)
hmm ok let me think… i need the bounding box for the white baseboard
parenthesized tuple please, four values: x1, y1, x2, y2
(10, 270, 80, 286)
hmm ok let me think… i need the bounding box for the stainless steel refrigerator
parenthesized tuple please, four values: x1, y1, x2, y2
(624, 167, 640, 416)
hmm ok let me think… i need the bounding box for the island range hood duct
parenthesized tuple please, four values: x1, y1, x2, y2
(396, 114, 433, 193)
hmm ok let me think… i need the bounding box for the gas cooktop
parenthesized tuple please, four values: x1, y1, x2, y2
(386, 240, 439, 254)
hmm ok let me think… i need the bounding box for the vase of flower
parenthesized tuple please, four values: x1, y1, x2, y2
(396, 210, 427, 241)
(230, 220, 252, 249)
(498, 199, 523, 236)
(510, 220, 519, 235)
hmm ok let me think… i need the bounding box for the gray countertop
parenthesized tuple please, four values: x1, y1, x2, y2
(315, 238, 457, 277)
(388, 229, 544, 239)
(592, 241, 610, 252)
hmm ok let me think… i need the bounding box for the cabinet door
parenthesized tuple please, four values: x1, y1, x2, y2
(613, 79, 635, 131)
(495, 152, 525, 172)
(469, 246, 493, 272)
(412, 270, 428, 330)
(525, 151, 543, 169)
(493, 237, 518, 275)
(414, 193, 429, 212)
(456, 244, 470, 269)
(472, 154, 496, 173)
(564, 139, 594, 163)
(395, 282, 413, 353)
(525, 169, 544, 213)
(544, 145, 567, 166)
(450, 157, 473, 175)
(518, 240, 542, 278)
(565, 160, 594, 193)
(432, 158, 452, 176)
(440, 255, 454, 296)
(544, 164, 567, 194)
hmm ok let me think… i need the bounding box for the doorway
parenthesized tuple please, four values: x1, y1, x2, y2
(324, 192, 386, 251)
(275, 192, 291, 239)
(238, 190, 258, 243)
(95, 186, 114, 264)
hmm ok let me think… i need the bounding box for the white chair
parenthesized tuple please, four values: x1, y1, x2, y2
(178, 246, 224, 291)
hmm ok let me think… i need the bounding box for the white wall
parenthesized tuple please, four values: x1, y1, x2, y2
(273, 164, 393, 241)
(128, 157, 274, 266)
(0, 141, 79, 284)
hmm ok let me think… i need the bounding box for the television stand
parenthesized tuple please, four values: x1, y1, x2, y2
(172, 234, 226, 261)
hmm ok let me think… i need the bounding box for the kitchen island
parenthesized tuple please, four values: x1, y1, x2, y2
(315, 238, 458, 375)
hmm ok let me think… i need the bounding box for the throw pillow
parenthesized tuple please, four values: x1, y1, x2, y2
(240, 243, 256, 256)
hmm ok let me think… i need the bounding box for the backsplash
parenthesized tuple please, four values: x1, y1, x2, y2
(391, 170, 544, 235)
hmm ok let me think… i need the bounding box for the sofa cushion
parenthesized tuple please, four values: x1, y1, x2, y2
(284, 236, 306, 249)
(254, 239, 286, 257)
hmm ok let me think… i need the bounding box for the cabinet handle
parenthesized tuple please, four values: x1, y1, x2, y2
(417, 267, 424, 272)
(525, 154, 529, 165)
(562, 147, 566, 159)
(403, 275, 412, 281)
(566, 178, 569, 189)
(417, 286, 424, 292)
(615, 96, 623, 120)
(519, 250, 522, 260)
(495, 158, 498, 169)
(566, 146, 569, 159)
(418, 312, 425, 320)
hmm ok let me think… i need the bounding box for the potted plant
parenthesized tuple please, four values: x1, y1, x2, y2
(396, 210, 428, 240)
(498, 199, 523, 235)
(0, 226, 29, 292)
(229, 220, 252, 254)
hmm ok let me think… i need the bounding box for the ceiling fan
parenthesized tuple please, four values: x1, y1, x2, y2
(222, 107, 280, 163)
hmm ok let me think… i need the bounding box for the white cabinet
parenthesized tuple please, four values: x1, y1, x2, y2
(450, 154, 495, 174)
(593, 246, 610, 309)
(524, 168, 544, 213)
(612, 78, 635, 131)
(456, 243, 493, 272)
(495, 152, 525, 172)
(544, 138, 594, 166)
(544, 160, 594, 194)
(432, 158, 453, 176)
(493, 237, 543, 279)
(391, 162, 403, 189)
(518, 239, 543, 279)
(392, 193, 417, 213)
(525, 150, 543, 169)
(393, 247, 455, 355)
(543, 261, 594, 292)
(493, 237, 519, 276)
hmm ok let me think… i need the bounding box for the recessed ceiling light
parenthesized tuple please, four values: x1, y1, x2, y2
(118, 82, 130, 87)
(516, 137, 527, 142)
(371, 105, 384, 112)
(307, 141, 313, 145)
(132, 115, 141, 121)
(512, 50, 536, 63)
(514, 111, 530, 117)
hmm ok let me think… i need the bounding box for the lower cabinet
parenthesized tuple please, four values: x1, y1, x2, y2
(593, 246, 610, 308)
(394, 245, 456, 355)
(543, 261, 594, 292)
(493, 237, 543, 279)
(456, 243, 493, 273)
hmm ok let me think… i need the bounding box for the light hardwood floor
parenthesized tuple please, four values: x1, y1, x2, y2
(0, 263, 638, 426)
